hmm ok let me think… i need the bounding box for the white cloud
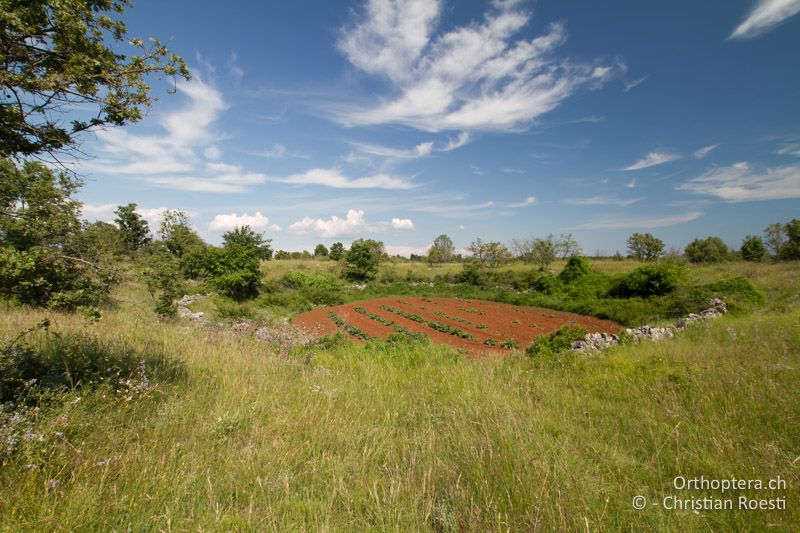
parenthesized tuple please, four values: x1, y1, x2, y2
(442, 131, 470, 151)
(272, 168, 416, 190)
(414, 201, 495, 218)
(226, 52, 245, 79)
(390, 217, 414, 230)
(622, 151, 679, 171)
(203, 146, 223, 160)
(623, 76, 649, 92)
(693, 144, 720, 159)
(385, 244, 430, 257)
(80, 203, 117, 221)
(729, 0, 800, 39)
(289, 209, 370, 238)
(458, 224, 465, 230)
(570, 211, 703, 230)
(508, 196, 536, 208)
(470, 165, 483, 176)
(776, 141, 800, 157)
(81, 77, 272, 194)
(335, 2, 620, 132)
(259, 143, 288, 159)
(626, 178, 638, 188)
(676, 162, 800, 202)
(209, 212, 281, 232)
(564, 196, 642, 207)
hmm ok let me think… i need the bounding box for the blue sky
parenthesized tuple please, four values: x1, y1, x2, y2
(76, 0, 800, 256)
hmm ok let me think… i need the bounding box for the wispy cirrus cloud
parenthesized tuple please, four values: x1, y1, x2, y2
(676, 161, 800, 202)
(270, 168, 417, 190)
(564, 195, 643, 207)
(334, 0, 621, 132)
(570, 211, 703, 230)
(693, 143, 720, 159)
(507, 196, 536, 208)
(729, 0, 800, 39)
(623, 75, 649, 92)
(622, 151, 679, 171)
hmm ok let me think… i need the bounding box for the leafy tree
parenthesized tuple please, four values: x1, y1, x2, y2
(555, 233, 582, 259)
(274, 250, 291, 260)
(626, 232, 664, 262)
(77, 221, 126, 258)
(0, 159, 115, 307)
(211, 243, 261, 299)
(222, 225, 272, 260)
(138, 244, 183, 316)
(763, 223, 785, 259)
(428, 234, 455, 265)
(740, 235, 766, 262)
(159, 210, 204, 257)
(343, 239, 384, 281)
(780, 219, 800, 260)
(329, 242, 345, 261)
(114, 203, 151, 252)
(466, 238, 511, 269)
(558, 256, 591, 283)
(1, 0, 189, 159)
(684, 236, 729, 263)
(529, 236, 557, 270)
(314, 244, 329, 258)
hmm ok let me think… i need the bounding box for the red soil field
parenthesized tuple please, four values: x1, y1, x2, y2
(292, 297, 622, 355)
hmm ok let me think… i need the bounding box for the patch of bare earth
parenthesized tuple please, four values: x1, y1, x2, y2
(292, 297, 622, 356)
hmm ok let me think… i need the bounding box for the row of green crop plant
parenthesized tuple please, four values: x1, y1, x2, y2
(379, 305, 477, 341)
(353, 307, 428, 341)
(434, 310, 475, 326)
(483, 337, 519, 349)
(327, 311, 371, 341)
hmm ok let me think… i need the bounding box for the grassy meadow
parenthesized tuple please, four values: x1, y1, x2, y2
(1, 259, 798, 531)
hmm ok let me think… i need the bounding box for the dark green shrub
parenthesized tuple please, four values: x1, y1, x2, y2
(740, 235, 766, 262)
(525, 324, 588, 357)
(685, 236, 730, 263)
(609, 260, 687, 297)
(558, 256, 591, 283)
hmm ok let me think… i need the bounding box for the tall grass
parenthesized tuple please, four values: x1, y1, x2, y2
(0, 262, 798, 530)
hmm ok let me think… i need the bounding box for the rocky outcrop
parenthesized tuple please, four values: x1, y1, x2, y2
(570, 298, 728, 353)
(175, 294, 208, 325)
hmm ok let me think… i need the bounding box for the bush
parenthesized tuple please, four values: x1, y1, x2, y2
(558, 256, 591, 284)
(525, 324, 588, 357)
(740, 235, 766, 262)
(685, 236, 730, 263)
(609, 260, 687, 297)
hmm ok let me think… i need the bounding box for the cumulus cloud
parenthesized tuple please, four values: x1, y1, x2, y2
(693, 144, 720, 159)
(289, 209, 370, 237)
(729, 0, 800, 39)
(209, 212, 281, 232)
(507, 196, 536, 208)
(570, 212, 703, 230)
(335, 1, 621, 132)
(676, 162, 800, 202)
(622, 151, 679, 171)
(390, 218, 414, 230)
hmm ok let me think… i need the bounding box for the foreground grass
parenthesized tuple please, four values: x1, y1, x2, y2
(1, 264, 798, 531)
